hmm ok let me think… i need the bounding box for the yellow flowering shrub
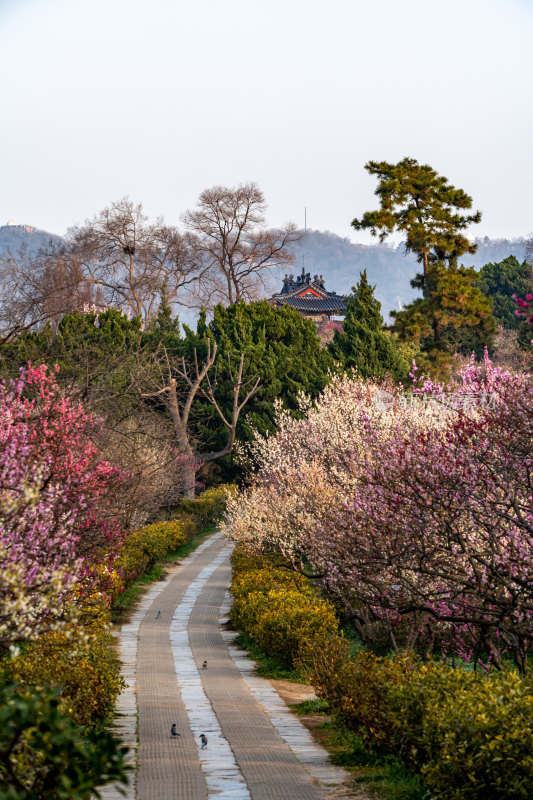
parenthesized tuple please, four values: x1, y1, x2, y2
(251, 588, 338, 668)
(300, 638, 419, 749)
(230, 547, 275, 576)
(2, 486, 233, 746)
(175, 484, 234, 526)
(303, 639, 533, 800)
(231, 549, 306, 632)
(230, 546, 338, 668)
(91, 563, 125, 605)
(6, 629, 123, 728)
(114, 518, 192, 581)
(232, 566, 308, 603)
(230, 547, 533, 796)
(71, 575, 118, 633)
(114, 486, 233, 585)
(391, 665, 533, 799)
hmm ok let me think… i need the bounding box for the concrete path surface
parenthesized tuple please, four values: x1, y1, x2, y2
(103, 533, 349, 800)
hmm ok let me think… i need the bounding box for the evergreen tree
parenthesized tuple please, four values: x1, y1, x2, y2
(352, 158, 492, 377)
(0, 308, 143, 408)
(352, 157, 481, 296)
(429, 257, 533, 358)
(180, 300, 334, 479)
(152, 280, 181, 335)
(142, 282, 182, 353)
(475, 256, 533, 331)
(393, 263, 495, 371)
(328, 271, 407, 380)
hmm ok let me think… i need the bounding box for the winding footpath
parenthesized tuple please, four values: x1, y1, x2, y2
(102, 533, 348, 800)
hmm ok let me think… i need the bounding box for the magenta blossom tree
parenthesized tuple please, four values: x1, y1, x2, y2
(225, 358, 533, 671)
(513, 292, 533, 324)
(0, 364, 124, 648)
(313, 356, 532, 670)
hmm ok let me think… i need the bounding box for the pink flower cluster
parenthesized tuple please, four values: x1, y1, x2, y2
(226, 357, 533, 671)
(513, 292, 533, 324)
(0, 364, 124, 645)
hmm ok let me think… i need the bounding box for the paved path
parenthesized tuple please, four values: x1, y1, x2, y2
(104, 533, 347, 800)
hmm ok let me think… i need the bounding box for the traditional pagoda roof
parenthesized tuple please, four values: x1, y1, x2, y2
(269, 268, 347, 316)
(280, 294, 347, 312)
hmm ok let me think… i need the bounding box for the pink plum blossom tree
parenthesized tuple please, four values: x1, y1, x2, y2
(225, 357, 533, 671)
(0, 364, 123, 648)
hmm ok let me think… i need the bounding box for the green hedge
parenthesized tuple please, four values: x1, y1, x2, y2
(113, 518, 193, 582)
(115, 485, 233, 585)
(230, 545, 533, 799)
(393, 663, 533, 799)
(304, 638, 533, 800)
(6, 631, 123, 729)
(230, 548, 338, 669)
(5, 487, 233, 729)
(0, 485, 233, 797)
(0, 676, 129, 799)
(173, 485, 234, 528)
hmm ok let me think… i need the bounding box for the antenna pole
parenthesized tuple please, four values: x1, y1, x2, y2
(302, 206, 307, 274)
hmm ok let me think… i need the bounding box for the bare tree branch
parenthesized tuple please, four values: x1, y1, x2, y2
(183, 182, 301, 309)
(141, 339, 259, 497)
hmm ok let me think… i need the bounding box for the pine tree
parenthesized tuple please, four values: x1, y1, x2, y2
(352, 158, 492, 377)
(144, 280, 181, 344)
(352, 157, 481, 296)
(328, 271, 407, 380)
(392, 262, 495, 372)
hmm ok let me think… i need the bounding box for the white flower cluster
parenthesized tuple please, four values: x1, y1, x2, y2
(223, 374, 451, 561)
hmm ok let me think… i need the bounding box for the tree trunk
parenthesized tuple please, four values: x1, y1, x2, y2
(182, 463, 197, 500)
(423, 251, 430, 298)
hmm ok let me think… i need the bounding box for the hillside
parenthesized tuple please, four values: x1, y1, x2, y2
(289, 230, 526, 320)
(0, 222, 526, 323)
(0, 222, 62, 256)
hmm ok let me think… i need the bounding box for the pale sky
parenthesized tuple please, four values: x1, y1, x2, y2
(1, 0, 532, 243)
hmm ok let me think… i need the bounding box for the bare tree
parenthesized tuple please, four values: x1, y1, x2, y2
(491, 326, 533, 372)
(0, 242, 102, 342)
(142, 339, 260, 498)
(69, 197, 203, 324)
(0, 198, 204, 341)
(98, 412, 185, 529)
(525, 233, 533, 266)
(183, 182, 300, 308)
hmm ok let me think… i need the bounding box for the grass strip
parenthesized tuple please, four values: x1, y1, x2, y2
(291, 698, 425, 800)
(233, 631, 303, 681)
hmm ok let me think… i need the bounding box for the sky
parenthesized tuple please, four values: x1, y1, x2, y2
(1, 0, 532, 243)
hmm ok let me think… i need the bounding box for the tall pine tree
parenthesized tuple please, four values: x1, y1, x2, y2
(352, 158, 492, 377)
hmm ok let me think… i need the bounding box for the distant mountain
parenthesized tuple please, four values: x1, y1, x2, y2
(0, 222, 526, 324)
(0, 222, 62, 257)
(288, 230, 526, 320)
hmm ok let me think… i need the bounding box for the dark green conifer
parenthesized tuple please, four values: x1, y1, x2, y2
(352, 158, 493, 377)
(328, 270, 407, 380)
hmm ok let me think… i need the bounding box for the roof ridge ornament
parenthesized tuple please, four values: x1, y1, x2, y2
(269, 272, 347, 317)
